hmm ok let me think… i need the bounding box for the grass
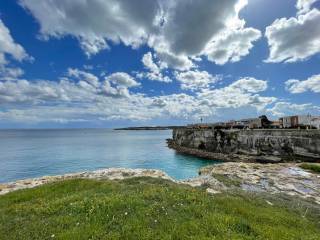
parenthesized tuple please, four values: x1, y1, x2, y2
(300, 163, 320, 173)
(211, 173, 242, 187)
(0, 177, 319, 240)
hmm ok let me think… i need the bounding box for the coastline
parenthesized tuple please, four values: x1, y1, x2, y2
(170, 128, 320, 163)
(0, 168, 174, 196)
(166, 139, 283, 163)
(1, 163, 319, 205)
(2, 168, 319, 240)
(114, 126, 184, 130)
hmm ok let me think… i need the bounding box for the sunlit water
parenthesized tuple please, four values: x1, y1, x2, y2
(0, 129, 219, 183)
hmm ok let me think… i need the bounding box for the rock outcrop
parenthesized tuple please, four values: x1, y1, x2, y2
(1, 164, 320, 205)
(0, 168, 173, 195)
(170, 129, 320, 162)
(186, 162, 320, 205)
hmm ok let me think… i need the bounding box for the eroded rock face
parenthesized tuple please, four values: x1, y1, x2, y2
(172, 129, 320, 162)
(0, 168, 173, 195)
(190, 163, 320, 205)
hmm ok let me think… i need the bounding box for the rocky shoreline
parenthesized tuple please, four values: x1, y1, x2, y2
(1, 163, 319, 205)
(167, 139, 283, 163)
(0, 168, 174, 196)
(171, 128, 320, 163)
(189, 162, 320, 205)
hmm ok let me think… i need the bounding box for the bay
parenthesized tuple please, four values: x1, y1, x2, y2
(0, 129, 219, 183)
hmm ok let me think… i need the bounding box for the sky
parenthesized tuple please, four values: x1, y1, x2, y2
(0, 0, 319, 128)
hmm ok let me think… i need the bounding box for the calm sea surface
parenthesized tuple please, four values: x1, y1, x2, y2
(0, 129, 218, 183)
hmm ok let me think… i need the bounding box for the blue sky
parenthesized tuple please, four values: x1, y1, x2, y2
(0, 0, 319, 128)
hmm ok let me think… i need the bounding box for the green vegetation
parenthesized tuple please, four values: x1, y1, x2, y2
(300, 163, 320, 173)
(211, 173, 242, 187)
(1, 177, 320, 240)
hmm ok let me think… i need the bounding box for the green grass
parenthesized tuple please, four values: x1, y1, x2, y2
(211, 173, 242, 187)
(0, 177, 319, 240)
(300, 163, 320, 173)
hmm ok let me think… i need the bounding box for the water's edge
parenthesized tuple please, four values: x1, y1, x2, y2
(1, 163, 320, 207)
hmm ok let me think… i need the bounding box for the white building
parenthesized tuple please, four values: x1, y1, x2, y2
(280, 116, 292, 128)
(298, 115, 312, 126)
(280, 115, 313, 128)
(311, 117, 320, 129)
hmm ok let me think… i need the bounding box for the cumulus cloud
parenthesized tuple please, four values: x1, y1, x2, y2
(265, 8, 320, 63)
(0, 70, 141, 106)
(204, 27, 261, 65)
(138, 52, 171, 82)
(267, 102, 320, 117)
(229, 77, 268, 93)
(175, 70, 220, 90)
(67, 68, 100, 87)
(150, 50, 195, 71)
(20, 0, 160, 56)
(142, 52, 160, 73)
(0, 20, 30, 64)
(106, 72, 140, 88)
(296, 0, 319, 14)
(0, 72, 276, 124)
(0, 66, 24, 81)
(149, 0, 261, 66)
(285, 74, 320, 93)
(20, 0, 260, 67)
(0, 19, 31, 80)
(197, 77, 275, 110)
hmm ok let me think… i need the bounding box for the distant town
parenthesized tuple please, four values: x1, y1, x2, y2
(188, 115, 320, 130)
(116, 115, 320, 131)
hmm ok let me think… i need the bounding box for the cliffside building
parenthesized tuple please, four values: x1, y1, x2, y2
(279, 115, 313, 128)
(311, 117, 320, 129)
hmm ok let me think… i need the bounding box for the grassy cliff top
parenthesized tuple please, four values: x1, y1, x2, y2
(1, 177, 319, 240)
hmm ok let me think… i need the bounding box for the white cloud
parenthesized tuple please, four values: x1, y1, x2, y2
(79, 37, 109, 57)
(296, 0, 319, 14)
(0, 66, 24, 81)
(0, 19, 30, 81)
(155, 0, 253, 55)
(142, 52, 160, 73)
(137, 71, 172, 83)
(0, 70, 141, 107)
(139, 52, 171, 82)
(151, 0, 261, 66)
(229, 77, 268, 93)
(285, 74, 320, 93)
(20, 0, 160, 56)
(267, 102, 320, 117)
(204, 27, 261, 65)
(265, 8, 320, 63)
(197, 77, 274, 110)
(0, 20, 29, 64)
(106, 72, 140, 88)
(153, 50, 195, 71)
(20, 0, 260, 67)
(67, 68, 100, 87)
(175, 70, 220, 90)
(0, 73, 277, 124)
(101, 80, 131, 98)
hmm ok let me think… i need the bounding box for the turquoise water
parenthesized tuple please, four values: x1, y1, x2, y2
(0, 129, 218, 183)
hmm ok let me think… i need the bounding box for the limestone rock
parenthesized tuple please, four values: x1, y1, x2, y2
(0, 168, 174, 195)
(171, 129, 320, 162)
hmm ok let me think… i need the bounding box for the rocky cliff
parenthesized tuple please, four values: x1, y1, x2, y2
(170, 129, 320, 162)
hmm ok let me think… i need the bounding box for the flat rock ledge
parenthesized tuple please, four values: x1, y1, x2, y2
(1, 164, 319, 205)
(0, 168, 174, 196)
(186, 162, 320, 205)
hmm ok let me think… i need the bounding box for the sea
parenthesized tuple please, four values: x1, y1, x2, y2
(0, 129, 219, 183)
